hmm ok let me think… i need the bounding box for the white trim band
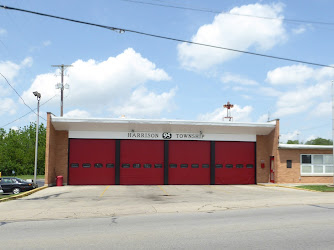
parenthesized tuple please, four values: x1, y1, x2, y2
(69, 131, 256, 142)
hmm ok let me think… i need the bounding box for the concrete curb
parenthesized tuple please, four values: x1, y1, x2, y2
(0, 185, 48, 203)
(257, 184, 321, 192)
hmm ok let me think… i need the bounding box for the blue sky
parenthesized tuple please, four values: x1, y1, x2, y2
(0, 0, 334, 143)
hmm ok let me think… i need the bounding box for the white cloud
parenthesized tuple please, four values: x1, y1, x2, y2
(0, 85, 10, 97)
(314, 66, 334, 81)
(198, 104, 253, 122)
(266, 64, 315, 85)
(21, 48, 174, 118)
(292, 26, 306, 35)
(274, 81, 330, 117)
(64, 109, 91, 118)
(232, 86, 248, 92)
(21, 57, 33, 67)
(257, 114, 269, 123)
(241, 94, 252, 100)
(0, 98, 17, 116)
(280, 130, 301, 143)
(178, 3, 287, 71)
(43, 40, 51, 47)
(265, 64, 334, 119)
(311, 101, 331, 117)
(221, 73, 258, 86)
(0, 28, 7, 36)
(266, 64, 334, 85)
(113, 87, 176, 118)
(259, 87, 282, 97)
(0, 61, 20, 82)
(0, 57, 33, 82)
(29, 41, 52, 52)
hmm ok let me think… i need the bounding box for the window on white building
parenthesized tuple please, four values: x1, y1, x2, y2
(300, 154, 334, 176)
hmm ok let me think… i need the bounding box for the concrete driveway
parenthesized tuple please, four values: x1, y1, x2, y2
(1, 185, 333, 221)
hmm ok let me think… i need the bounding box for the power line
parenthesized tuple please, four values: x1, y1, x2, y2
(0, 72, 39, 117)
(0, 94, 58, 128)
(1, 111, 35, 129)
(300, 123, 331, 131)
(120, 0, 334, 26)
(0, 5, 125, 33)
(1, 4, 334, 69)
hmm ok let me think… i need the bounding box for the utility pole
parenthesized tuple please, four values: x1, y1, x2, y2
(332, 81, 334, 186)
(52, 64, 72, 116)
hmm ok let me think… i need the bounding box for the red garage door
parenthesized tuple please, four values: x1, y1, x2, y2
(120, 140, 164, 185)
(69, 139, 115, 185)
(215, 141, 255, 184)
(169, 141, 210, 185)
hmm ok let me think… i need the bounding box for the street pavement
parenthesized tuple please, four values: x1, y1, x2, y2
(1, 204, 334, 249)
(0, 185, 333, 222)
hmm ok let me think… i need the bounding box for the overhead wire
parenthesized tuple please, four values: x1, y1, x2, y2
(120, 0, 334, 26)
(0, 93, 58, 128)
(0, 72, 41, 118)
(299, 123, 331, 132)
(0, 39, 9, 51)
(1, 5, 334, 69)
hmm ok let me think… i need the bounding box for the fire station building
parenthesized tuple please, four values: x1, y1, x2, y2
(44, 112, 333, 186)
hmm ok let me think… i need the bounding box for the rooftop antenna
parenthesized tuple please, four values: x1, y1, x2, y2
(223, 101, 234, 121)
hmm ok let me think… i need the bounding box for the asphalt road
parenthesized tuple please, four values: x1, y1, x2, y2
(36, 179, 45, 187)
(1, 204, 334, 249)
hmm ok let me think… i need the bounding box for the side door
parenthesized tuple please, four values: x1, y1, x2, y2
(0, 178, 14, 193)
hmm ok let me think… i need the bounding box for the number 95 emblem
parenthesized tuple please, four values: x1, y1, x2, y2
(162, 132, 172, 139)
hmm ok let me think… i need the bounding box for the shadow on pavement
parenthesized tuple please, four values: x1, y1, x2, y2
(23, 192, 69, 200)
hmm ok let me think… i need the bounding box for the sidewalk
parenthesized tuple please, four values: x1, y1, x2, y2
(258, 183, 333, 187)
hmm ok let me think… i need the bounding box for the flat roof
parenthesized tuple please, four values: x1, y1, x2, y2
(50, 116, 276, 135)
(279, 144, 333, 150)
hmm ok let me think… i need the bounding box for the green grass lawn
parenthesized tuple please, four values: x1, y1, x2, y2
(1, 175, 45, 180)
(296, 185, 334, 192)
(0, 193, 17, 199)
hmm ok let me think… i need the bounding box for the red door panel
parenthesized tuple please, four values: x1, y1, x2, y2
(120, 140, 164, 185)
(215, 141, 255, 184)
(69, 139, 115, 185)
(169, 141, 210, 185)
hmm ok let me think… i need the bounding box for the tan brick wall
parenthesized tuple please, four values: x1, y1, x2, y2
(278, 148, 333, 183)
(45, 113, 55, 185)
(55, 131, 69, 184)
(44, 113, 69, 186)
(256, 119, 279, 183)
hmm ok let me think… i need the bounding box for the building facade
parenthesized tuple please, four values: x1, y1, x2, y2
(44, 113, 333, 185)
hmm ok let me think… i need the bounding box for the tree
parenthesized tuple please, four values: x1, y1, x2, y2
(305, 137, 333, 145)
(0, 123, 46, 175)
(287, 140, 300, 144)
